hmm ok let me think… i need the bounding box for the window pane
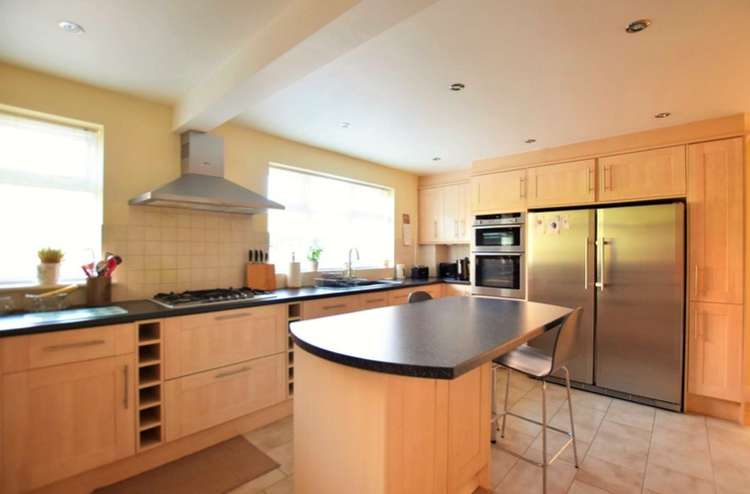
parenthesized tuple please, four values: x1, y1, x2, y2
(0, 113, 101, 285)
(267, 166, 394, 271)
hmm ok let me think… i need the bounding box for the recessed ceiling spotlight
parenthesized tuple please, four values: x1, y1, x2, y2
(339, 121, 351, 128)
(58, 20, 85, 34)
(449, 83, 465, 91)
(625, 19, 651, 33)
(654, 112, 671, 119)
(432, 157, 442, 161)
(525, 138, 537, 144)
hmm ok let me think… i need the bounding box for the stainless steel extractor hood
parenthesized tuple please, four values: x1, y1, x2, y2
(129, 131, 284, 214)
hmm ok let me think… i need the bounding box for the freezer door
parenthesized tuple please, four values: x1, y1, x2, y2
(527, 210, 595, 384)
(595, 203, 685, 405)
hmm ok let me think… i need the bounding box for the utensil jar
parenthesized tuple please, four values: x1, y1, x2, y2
(86, 277, 111, 306)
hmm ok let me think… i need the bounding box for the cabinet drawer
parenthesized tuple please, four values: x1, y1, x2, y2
(164, 305, 286, 380)
(164, 353, 286, 441)
(360, 292, 389, 309)
(303, 295, 361, 319)
(1, 324, 135, 374)
(389, 285, 443, 305)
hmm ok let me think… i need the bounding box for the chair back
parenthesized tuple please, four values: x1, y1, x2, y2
(549, 307, 583, 373)
(408, 291, 433, 303)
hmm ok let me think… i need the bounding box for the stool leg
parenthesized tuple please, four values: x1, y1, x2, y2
(491, 365, 497, 443)
(541, 380, 548, 494)
(500, 367, 511, 438)
(563, 366, 580, 468)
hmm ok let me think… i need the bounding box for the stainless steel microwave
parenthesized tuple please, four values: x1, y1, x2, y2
(472, 212, 525, 252)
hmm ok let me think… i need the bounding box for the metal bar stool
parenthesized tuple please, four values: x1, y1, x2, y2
(407, 291, 432, 303)
(490, 307, 582, 494)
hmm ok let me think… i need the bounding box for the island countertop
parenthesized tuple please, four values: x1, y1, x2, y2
(290, 296, 573, 379)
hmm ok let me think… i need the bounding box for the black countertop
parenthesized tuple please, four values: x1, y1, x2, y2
(0, 278, 466, 337)
(290, 297, 573, 379)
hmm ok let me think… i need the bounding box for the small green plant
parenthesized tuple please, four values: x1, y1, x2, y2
(307, 245, 323, 263)
(37, 248, 64, 264)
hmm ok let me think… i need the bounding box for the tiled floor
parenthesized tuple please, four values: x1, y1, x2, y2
(231, 372, 750, 494)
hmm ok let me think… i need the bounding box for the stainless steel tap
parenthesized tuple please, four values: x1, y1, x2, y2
(346, 248, 360, 279)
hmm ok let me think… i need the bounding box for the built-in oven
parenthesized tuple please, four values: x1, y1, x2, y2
(472, 212, 525, 252)
(471, 252, 525, 298)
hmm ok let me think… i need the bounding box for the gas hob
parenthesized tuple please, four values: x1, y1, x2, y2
(152, 287, 276, 309)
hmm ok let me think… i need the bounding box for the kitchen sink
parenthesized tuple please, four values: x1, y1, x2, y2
(314, 277, 400, 288)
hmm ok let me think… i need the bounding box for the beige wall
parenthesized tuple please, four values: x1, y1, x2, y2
(0, 62, 418, 302)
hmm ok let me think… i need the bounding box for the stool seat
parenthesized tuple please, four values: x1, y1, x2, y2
(493, 344, 552, 379)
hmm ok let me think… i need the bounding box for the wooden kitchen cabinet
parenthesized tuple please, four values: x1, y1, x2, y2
(687, 138, 744, 304)
(443, 283, 471, 297)
(527, 159, 596, 207)
(2, 354, 136, 493)
(419, 183, 471, 244)
(360, 292, 390, 309)
(388, 284, 443, 305)
(419, 187, 444, 243)
(303, 294, 362, 319)
(471, 169, 527, 213)
(597, 145, 686, 202)
(164, 354, 286, 441)
(688, 302, 743, 402)
(164, 305, 286, 379)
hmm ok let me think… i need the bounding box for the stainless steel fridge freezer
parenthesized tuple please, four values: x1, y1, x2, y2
(528, 202, 685, 408)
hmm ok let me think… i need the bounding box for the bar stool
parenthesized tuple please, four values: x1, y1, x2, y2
(491, 307, 582, 494)
(407, 291, 432, 303)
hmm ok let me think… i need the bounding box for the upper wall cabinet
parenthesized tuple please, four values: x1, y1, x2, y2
(471, 169, 527, 213)
(419, 183, 471, 244)
(598, 145, 687, 202)
(687, 138, 744, 304)
(526, 159, 596, 207)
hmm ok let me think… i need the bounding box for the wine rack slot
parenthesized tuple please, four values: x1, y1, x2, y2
(136, 320, 164, 451)
(287, 303, 301, 398)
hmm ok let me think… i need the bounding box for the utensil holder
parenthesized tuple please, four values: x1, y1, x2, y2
(245, 264, 276, 290)
(86, 277, 112, 306)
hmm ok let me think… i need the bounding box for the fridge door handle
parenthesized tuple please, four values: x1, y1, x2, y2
(595, 238, 608, 290)
(584, 237, 590, 290)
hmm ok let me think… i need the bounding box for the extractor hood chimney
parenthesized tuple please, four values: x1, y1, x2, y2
(129, 131, 284, 214)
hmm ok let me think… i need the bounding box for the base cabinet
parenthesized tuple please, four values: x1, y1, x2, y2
(2, 355, 136, 494)
(688, 302, 743, 402)
(164, 354, 286, 441)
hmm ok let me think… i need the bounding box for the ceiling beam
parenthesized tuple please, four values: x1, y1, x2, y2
(173, 0, 438, 132)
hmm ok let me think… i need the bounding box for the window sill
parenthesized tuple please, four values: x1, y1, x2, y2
(0, 280, 87, 293)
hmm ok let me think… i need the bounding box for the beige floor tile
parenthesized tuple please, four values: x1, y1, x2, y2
(570, 390, 613, 413)
(510, 395, 566, 424)
(567, 480, 611, 494)
(550, 404, 606, 443)
(575, 455, 644, 494)
(227, 468, 287, 494)
(500, 413, 543, 438)
(604, 399, 655, 432)
(654, 409, 706, 434)
(706, 417, 750, 438)
(244, 416, 294, 452)
(266, 441, 294, 475)
(494, 426, 538, 456)
(265, 475, 294, 494)
(706, 422, 750, 493)
(490, 445, 519, 488)
(644, 463, 715, 494)
(495, 457, 577, 494)
(587, 420, 651, 474)
(652, 421, 709, 450)
(524, 382, 569, 402)
(525, 431, 588, 466)
(647, 440, 714, 482)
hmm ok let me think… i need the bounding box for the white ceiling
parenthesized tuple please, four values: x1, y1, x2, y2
(2, 0, 750, 174)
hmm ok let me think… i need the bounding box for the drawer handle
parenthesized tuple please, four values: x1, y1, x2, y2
(123, 365, 129, 409)
(365, 298, 385, 303)
(323, 304, 347, 310)
(215, 366, 253, 379)
(43, 339, 106, 351)
(215, 313, 252, 321)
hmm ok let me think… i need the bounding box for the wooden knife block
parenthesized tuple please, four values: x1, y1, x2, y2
(245, 263, 276, 291)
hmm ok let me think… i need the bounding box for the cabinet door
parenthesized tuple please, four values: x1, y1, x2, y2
(164, 354, 286, 441)
(471, 170, 527, 213)
(688, 302, 742, 402)
(3, 355, 135, 493)
(164, 305, 286, 380)
(527, 160, 596, 207)
(442, 184, 461, 242)
(419, 187, 444, 243)
(458, 182, 472, 242)
(598, 145, 686, 201)
(688, 138, 744, 304)
(302, 294, 362, 319)
(360, 292, 389, 309)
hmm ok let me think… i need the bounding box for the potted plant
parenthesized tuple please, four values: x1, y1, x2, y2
(307, 244, 323, 272)
(37, 248, 64, 286)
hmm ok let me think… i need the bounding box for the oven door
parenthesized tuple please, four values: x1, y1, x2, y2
(471, 252, 525, 298)
(472, 225, 524, 252)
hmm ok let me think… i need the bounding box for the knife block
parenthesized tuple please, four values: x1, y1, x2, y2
(245, 263, 276, 291)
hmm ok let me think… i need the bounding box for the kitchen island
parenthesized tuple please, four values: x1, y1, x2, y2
(290, 296, 573, 494)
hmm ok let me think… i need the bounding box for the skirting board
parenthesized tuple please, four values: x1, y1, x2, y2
(686, 393, 744, 424)
(32, 399, 293, 494)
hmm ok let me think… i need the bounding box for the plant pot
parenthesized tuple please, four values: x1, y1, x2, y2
(311, 261, 319, 272)
(37, 263, 60, 286)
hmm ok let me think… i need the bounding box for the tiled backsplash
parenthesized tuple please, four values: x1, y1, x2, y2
(103, 207, 268, 301)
